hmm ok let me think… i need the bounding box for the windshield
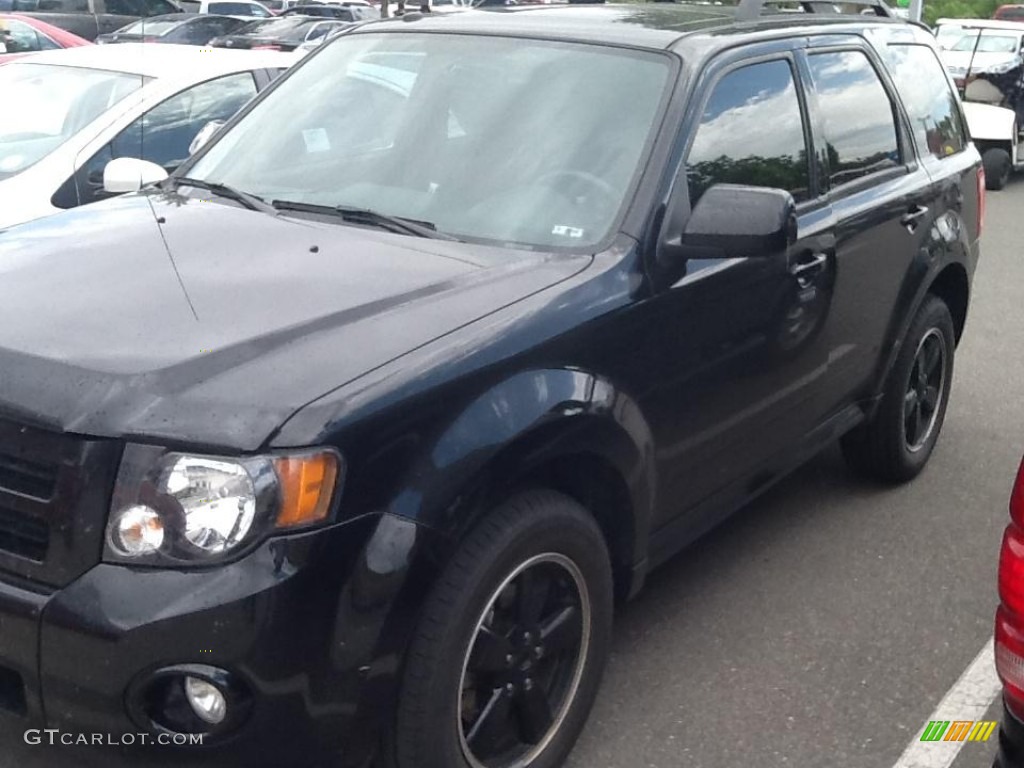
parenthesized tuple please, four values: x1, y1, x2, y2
(0, 63, 144, 182)
(951, 31, 1021, 53)
(187, 33, 671, 250)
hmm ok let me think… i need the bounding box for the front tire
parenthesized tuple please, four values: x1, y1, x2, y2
(983, 147, 1012, 190)
(386, 490, 613, 768)
(841, 295, 956, 483)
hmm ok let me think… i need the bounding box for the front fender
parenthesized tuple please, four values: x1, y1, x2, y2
(384, 368, 655, 573)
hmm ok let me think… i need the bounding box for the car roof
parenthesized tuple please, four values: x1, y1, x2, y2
(359, 3, 908, 51)
(8, 42, 293, 77)
(935, 17, 1024, 31)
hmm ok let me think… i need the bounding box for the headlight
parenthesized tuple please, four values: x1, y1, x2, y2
(104, 444, 342, 566)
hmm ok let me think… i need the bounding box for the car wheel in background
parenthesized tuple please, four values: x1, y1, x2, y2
(983, 147, 1012, 191)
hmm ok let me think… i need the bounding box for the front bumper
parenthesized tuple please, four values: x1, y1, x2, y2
(0, 512, 435, 768)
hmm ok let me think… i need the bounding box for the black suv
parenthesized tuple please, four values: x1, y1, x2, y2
(0, 3, 982, 768)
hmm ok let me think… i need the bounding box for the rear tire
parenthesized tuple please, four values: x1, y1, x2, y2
(841, 295, 955, 483)
(983, 147, 1012, 190)
(385, 490, 613, 768)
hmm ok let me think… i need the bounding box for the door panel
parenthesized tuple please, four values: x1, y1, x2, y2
(799, 46, 935, 416)
(643, 55, 840, 530)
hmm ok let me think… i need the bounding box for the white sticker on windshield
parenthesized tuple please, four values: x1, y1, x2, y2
(302, 128, 331, 154)
(552, 225, 585, 239)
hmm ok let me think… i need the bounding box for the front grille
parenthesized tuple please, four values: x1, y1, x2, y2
(0, 505, 49, 562)
(0, 453, 58, 500)
(0, 418, 121, 587)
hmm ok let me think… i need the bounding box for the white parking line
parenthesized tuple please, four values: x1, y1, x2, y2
(892, 639, 1002, 768)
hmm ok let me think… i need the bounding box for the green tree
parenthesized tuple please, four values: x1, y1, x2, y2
(922, 0, 1001, 26)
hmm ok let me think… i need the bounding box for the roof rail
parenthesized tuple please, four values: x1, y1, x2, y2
(735, 0, 895, 21)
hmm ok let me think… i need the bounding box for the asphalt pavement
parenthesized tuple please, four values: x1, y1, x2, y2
(1, 178, 1022, 768)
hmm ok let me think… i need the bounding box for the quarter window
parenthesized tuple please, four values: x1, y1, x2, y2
(686, 60, 811, 205)
(806, 50, 900, 187)
(885, 44, 967, 160)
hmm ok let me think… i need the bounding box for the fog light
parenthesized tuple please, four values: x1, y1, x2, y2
(184, 676, 226, 725)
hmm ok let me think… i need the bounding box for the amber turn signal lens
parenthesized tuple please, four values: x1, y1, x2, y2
(273, 452, 340, 528)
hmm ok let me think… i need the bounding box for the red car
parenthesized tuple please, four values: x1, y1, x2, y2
(0, 14, 91, 64)
(995, 457, 1024, 767)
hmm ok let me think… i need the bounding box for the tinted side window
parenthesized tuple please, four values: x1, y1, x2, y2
(104, 0, 141, 14)
(36, 0, 88, 10)
(138, 0, 177, 14)
(885, 44, 967, 160)
(806, 50, 900, 187)
(686, 59, 811, 205)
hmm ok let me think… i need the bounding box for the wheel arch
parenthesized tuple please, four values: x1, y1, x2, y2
(386, 368, 656, 604)
(928, 262, 970, 344)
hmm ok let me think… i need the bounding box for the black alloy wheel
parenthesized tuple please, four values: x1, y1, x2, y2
(386, 490, 613, 768)
(458, 553, 590, 768)
(841, 294, 956, 483)
(903, 327, 947, 453)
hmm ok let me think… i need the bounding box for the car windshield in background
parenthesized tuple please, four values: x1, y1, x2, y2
(935, 25, 966, 49)
(210, 2, 264, 13)
(232, 16, 309, 35)
(118, 18, 185, 35)
(187, 34, 671, 250)
(0, 64, 144, 182)
(951, 31, 1020, 53)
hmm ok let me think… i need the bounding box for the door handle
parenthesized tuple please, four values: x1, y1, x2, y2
(790, 251, 828, 278)
(901, 204, 929, 230)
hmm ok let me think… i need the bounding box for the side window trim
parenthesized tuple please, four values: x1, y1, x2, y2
(679, 49, 822, 207)
(797, 42, 918, 199)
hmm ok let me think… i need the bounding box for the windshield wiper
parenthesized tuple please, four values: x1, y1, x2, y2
(167, 177, 278, 215)
(271, 200, 456, 240)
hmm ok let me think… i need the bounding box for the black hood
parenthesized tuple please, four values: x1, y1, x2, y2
(0, 192, 588, 450)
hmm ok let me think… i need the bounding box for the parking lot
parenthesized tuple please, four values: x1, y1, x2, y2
(0, 169, 1017, 768)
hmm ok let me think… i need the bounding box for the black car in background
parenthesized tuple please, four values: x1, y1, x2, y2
(209, 14, 345, 48)
(0, 0, 182, 39)
(95, 11, 247, 43)
(0, 4, 982, 768)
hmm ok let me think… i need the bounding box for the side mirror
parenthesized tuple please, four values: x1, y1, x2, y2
(189, 120, 226, 156)
(660, 184, 796, 266)
(102, 157, 169, 194)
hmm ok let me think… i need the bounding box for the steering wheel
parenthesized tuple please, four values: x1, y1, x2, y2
(535, 170, 618, 207)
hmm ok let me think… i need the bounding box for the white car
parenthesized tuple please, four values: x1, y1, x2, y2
(935, 18, 1024, 189)
(198, 0, 274, 17)
(0, 44, 294, 231)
